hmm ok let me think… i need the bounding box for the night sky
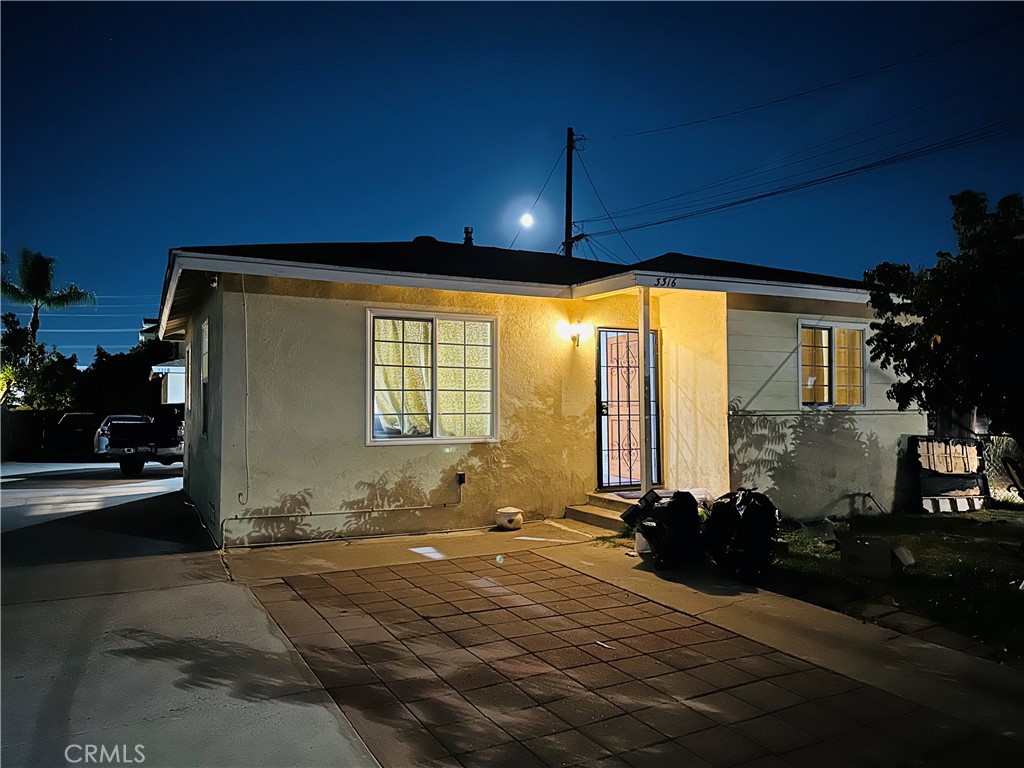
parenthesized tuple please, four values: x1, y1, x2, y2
(2, 2, 1021, 357)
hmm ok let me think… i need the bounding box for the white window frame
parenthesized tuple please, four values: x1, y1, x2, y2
(184, 343, 192, 413)
(200, 319, 210, 437)
(366, 308, 499, 446)
(797, 319, 868, 410)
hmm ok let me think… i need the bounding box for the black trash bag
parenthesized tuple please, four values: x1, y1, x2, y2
(703, 494, 742, 571)
(704, 488, 780, 580)
(620, 489, 662, 529)
(638, 491, 703, 570)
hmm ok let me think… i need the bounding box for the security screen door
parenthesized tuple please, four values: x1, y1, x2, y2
(597, 329, 660, 489)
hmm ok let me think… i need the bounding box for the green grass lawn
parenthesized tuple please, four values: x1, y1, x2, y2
(777, 505, 1024, 661)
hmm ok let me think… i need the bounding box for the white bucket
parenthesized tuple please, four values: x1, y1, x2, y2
(496, 507, 524, 530)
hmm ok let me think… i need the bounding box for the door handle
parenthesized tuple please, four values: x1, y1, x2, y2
(599, 401, 609, 416)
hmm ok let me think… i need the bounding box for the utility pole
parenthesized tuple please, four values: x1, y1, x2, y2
(564, 126, 575, 258)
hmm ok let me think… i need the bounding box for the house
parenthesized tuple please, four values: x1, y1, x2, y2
(157, 237, 925, 547)
(149, 359, 185, 405)
(140, 317, 186, 405)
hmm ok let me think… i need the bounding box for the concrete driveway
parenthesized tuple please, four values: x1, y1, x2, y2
(0, 461, 183, 532)
(1, 488, 376, 768)
(232, 531, 1024, 768)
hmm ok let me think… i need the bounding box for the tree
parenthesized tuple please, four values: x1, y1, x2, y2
(865, 190, 1024, 446)
(76, 339, 176, 416)
(1, 248, 95, 342)
(0, 312, 34, 405)
(0, 312, 80, 409)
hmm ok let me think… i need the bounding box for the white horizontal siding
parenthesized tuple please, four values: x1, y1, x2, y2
(727, 307, 905, 414)
(727, 336, 802, 354)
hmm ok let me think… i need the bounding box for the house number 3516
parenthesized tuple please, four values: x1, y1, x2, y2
(653, 277, 678, 287)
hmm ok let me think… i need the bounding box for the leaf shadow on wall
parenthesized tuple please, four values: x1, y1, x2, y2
(233, 488, 328, 545)
(229, 381, 595, 544)
(729, 397, 885, 520)
(339, 379, 595, 536)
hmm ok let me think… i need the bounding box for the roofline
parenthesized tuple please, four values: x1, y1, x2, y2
(571, 270, 870, 303)
(157, 250, 576, 338)
(158, 249, 871, 337)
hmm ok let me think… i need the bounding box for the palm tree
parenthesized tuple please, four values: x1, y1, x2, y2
(1, 248, 96, 342)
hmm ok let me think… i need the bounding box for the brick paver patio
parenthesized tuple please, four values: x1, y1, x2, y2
(253, 552, 1018, 767)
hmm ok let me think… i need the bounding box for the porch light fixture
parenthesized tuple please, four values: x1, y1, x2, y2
(557, 320, 593, 348)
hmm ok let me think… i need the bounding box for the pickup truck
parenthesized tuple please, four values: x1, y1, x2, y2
(98, 409, 184, 477)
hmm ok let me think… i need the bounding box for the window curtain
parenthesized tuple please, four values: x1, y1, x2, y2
(373, 318, 432, 436)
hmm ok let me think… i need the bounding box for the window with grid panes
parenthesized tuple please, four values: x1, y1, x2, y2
(800, 326, 831, 405)
(369, 311, 496, 442)
(800, 323, 865, 407)
(834, 328, 864, 406)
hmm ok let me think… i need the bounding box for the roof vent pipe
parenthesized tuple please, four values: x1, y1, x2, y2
(463, 227, 474, 246)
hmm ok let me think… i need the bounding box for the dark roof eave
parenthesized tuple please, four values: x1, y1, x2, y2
(632, 252, 865, 291)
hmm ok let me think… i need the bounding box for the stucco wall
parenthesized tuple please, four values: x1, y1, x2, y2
(657, 291, 730, 495)
(726, 295, 926, 520)
(215, 276, 643, 545)
(182, 276, 917, 540)
(182, 287, 223, 540)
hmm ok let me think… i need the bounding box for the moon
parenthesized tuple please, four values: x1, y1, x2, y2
(519, 212, 535, 228)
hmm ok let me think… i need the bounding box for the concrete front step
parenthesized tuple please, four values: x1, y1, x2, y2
(564, 504, 626, 532)
(584, 492, 635, 514)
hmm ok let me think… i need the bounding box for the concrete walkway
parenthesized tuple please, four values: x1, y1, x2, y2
(1, 491, 377, 768)
(228, 526, 1023, 768)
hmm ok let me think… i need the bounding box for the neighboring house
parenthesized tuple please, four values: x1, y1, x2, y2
(150, 358, 185, 405)
(140, 316, 185, 358)
(157, 237, 925, 547)
(141, 317, 186, 405)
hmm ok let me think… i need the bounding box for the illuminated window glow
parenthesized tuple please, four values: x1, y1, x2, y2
(369, 311, 496, 442)
(800, 323, 865, 407)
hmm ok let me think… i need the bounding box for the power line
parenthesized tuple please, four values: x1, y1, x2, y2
(578, 237, 597, 262)
(592, 117, 1023, 236)
(56, 345, 135, 350)
(586, 115, 1023, 237)
(657, 152, 972, 228)
(6, 312, 151, 318)
(581, 80, 1022, 225)
(595, 20, 1016, 141)
(584, 106, 1023, 226)
(509, 146, 567, 249)
(82, 304, 157, 309)
(576, 152, 641, 262)
(35, 328, 139, 333)
(583, 231, 630, 265)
